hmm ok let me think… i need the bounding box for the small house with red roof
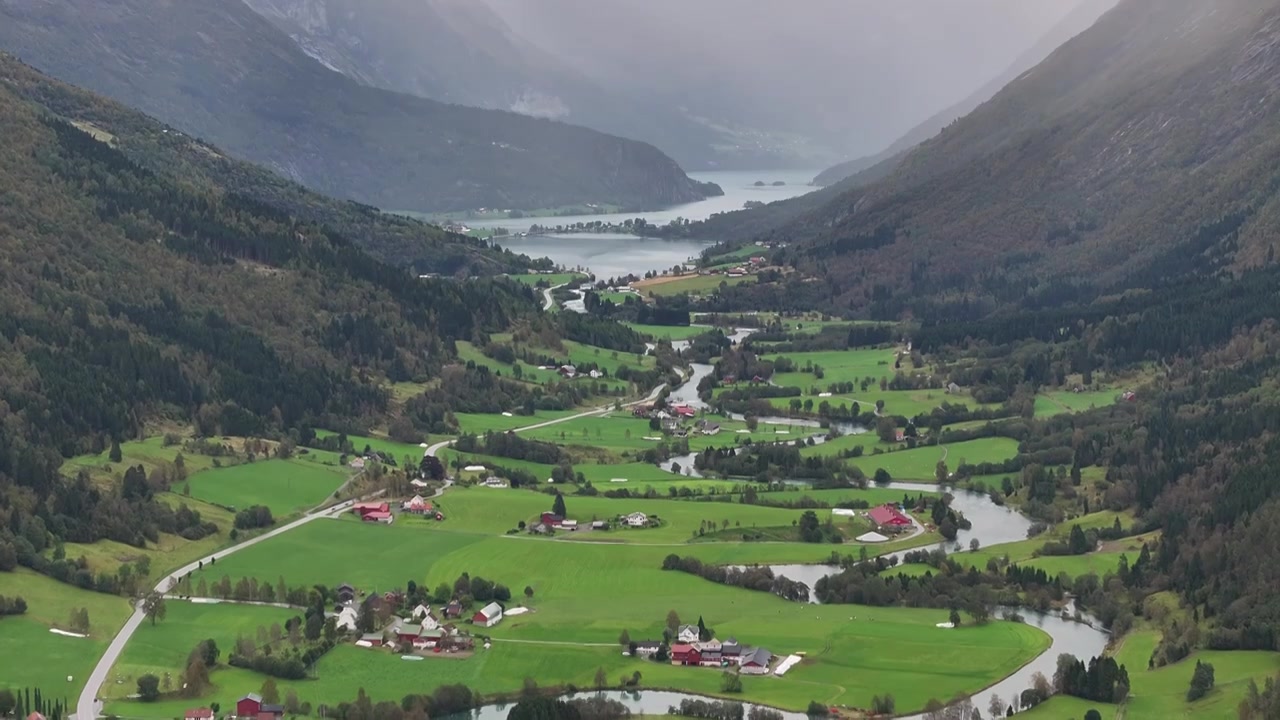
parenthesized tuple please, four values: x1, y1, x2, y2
(185, 710, 215, 720)
(352, 501, 389, 518)
(868, 504, 912, 531)
(669, 643, 702, 666)
(361, 510, 393, 523)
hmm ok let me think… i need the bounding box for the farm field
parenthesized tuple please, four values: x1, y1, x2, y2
(0, 569, 132, 698)
(152, 520, 1050, 716)
(846, 437, 1021, 480)
(635, 274, 754, 297)
(452, 409, 585, 435)
(312, 430, 429, 463)
(623, 323, 709, 341)
(1034, 390, 1121, 417)
(185, 459, 349, 516)
(100, 601, 300, 703)
(509, 272, 586, 287)
(763, 348, 901, 387)
(756, 388, 956, 419)
(518, 412, 777, 454)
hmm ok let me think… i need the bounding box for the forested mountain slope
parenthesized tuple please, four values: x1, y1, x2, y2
(0, 0, 718, 213)
(812, 0, 1119, 187)
(709, 0, 1280, 319)
(0, 55, 535, 275)
(0, 58, 538, 552)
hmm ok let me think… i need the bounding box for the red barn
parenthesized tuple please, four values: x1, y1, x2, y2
(361, 510, 392, 523)
(541, 512, 564, 526)
(353, 502, 389, 518)
(669, 643, 702, 666)
(235, 693, 262, 719)
(868, 504, 912, 530)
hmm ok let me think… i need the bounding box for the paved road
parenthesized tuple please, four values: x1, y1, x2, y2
(73, 499, 358, 720)
(76, 380, 673, 719)
(540, 282, 568, 311)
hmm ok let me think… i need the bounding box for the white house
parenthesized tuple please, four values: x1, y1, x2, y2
(411, 603, 432, 620)
(420, 614, 440, 631)
(625, 512, 649, 528)
(473, 602, 504, 628)
(334, 606, 359, 633)
(677, 624, 700, 643)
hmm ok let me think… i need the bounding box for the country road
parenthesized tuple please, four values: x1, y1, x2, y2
(540, 282, 568, 311)
(75, 378, 672, 718)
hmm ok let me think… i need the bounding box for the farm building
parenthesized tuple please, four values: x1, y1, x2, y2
(473, 602, 504, 627)
(868, 504, 912, 531)
(336, 583, 356, 604)
(560, 519, 578, 530)
(358, 632, 384, 647)
(624, 512, 649, 527)
(362, 510, 393, 523)
(669, 644, 701, 666)
(634, 641, 662, 657)
(235, 694, 264, 719)
(411, 603, 431, 620)
(677, 624, 700, 643)
(740, 647, 773, 674)
(402, 495, 434, 514)
(445, 600, 463, 618)
(185, 710, 215, 720)
(333, 606, 358, 632)
(541, 512, 566, 526)
(721, 638, 741, 660)
(257, 705, 285, 720)
(352, 502, 389, 518)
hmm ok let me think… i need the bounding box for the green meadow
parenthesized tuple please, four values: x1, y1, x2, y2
(1034, 390, 1122, 417)
(622, 323, 710, 341)
(640, 274, 754, 297)
(184, 458, 349, 516)
(846, 437, 1021, 480)
(509, 272, 586, 287)
(0, 569, 132, 698)
(139, 514, 1050, 716)
(763, 348, 901, 387)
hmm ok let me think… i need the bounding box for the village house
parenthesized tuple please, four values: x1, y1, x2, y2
(445, 599, 464, 619)
(624, 512, 649, 528)
(410, 603, 432, 620)
(672, 404, 697, 418)
(359, 632, 384, 647)
(633, 641, 662, 658)
(669, 643, 701, 666)
(333, 606, 359, 633)
(696, 420, 721, 436)
(894, 428, 907, 443)
(185, 709, 215, 720)
(414, 628, 446, 649)
(560, 519, 579, 530)
(401, 495, 434, 514)
(541, 512, 565, 527)
(721, 638, 742, 661)
(483, 476, 509, 488)
(677, 624, 701, 643)
(740, 647, 773, 674)
(394, 619, 424, 646)
(336, 583, 356, 604)
(557, 365, 577, 378)
(473, 601, 504, 628)
(868, 504, 913, 532)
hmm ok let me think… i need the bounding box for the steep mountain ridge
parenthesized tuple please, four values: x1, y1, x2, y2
(761, 0, 1280, 315)
(239, 0, 758, 170)
(0, 0, 717, 213)
(813, 0, 1120, 187)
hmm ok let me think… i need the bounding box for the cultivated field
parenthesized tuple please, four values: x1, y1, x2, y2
(185, 459, 349, 516)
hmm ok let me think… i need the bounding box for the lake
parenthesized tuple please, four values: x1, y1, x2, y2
(489, 170, 820, 278)
(478, 169, 822, 232)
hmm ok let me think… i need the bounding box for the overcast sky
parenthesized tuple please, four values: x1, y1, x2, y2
(477, 0, 1091, 154)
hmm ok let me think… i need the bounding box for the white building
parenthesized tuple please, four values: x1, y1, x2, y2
(473, 602, 504, 628)
(625, 512, 649, 528)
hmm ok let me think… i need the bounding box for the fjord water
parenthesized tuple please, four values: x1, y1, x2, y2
(489, 170, 820, 277)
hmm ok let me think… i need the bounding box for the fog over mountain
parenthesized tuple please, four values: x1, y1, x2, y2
(243, 0, 1093, 169)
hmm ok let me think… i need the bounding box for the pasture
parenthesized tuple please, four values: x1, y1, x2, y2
(0, 569, 132, 698)
(847, 437, 1021, 480)
(509, 272, 586, 287)
(635, 274, 754, 297)
(763, 348, 901, 388)
(1034, 390, 1121, 417)
(623, 323, 709, 341)
(163, 522, 1049, 716)
(185, 459, 349, 516)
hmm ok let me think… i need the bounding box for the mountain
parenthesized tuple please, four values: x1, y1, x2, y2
(813, 0, 1120, 187)
(710, 0, 1280, 318)
(239, 0, 751, 171)
(0, 51, 545, 469)
(0, 0, 718, 213)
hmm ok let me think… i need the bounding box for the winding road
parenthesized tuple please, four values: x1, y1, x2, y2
(74, 380, 671, 718)
(540, 282, 568, 311)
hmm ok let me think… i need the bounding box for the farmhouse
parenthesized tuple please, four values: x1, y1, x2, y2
(740, 647, 773, 674)
(333, 606, 358, 632)
(185, 710, 215, 720)
(868, 504, 913, 532)
(358, 632, 384, 647)
(625, 512, 650, 527)
(558, 365, 577, 378)
(336, 583, 356, 604)
(677, 624, 700, 643)
(560, 519, 579, 530)
(362, 510, 393, 524)
(473, 602, 504, 627)
(634, 641, 662, 657)
(402, 495, 434, 514)
(394, 619, 425, 644)
(541, 512, 565, 526)
(721, 638, 742, 661)
(352, 502, 389, 519)
(672, 404, 697, 418)
(445, 600, 463, 619)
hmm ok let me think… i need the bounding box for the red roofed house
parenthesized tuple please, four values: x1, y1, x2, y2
(361, 510, 393, 523)
(472, 601, 504, 627)
(185, 710, 215, 720)
(541, 512, 565, 526)
(868, 504, 912, 532)
(669, 643, 702, 666)
(353, 502, 389, 518)
(402, 495, 434, 514)
(673, 404, 697, 418)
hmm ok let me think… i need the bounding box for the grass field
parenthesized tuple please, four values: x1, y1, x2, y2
(185, 459, 349, 516)
(509, 272, 586, 287)
(635, 274, 754, 297)
(313, 430, 429, 464)
(138, 515, 1049, 716)
(453, 409, 584, 435)
(1034, 390, 1122, 417)
(623, 323, 710, 341)
(845, 437, 1021, 480)
(763, 348, 901, 388)
(100, 600, 299, 703)
(0, 569, 132, 698)
(757, 388, 957, 419)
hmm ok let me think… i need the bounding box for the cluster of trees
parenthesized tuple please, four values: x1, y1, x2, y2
(0, 688, 67, 719)
(662, 555, 810, 602)
(0, 594, 28, 616)
(666, 699, 782, 720)
(227, 617, 336, 680)
(233, 505, 275, 530)
(693, 444, 851, 484)
(455, 432, 565, 465)
(406, 365, 590, 433)
(1053, 653, 1131, 704)
(1186, 660, 1215, 701)
(506, 695, 634, 720)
